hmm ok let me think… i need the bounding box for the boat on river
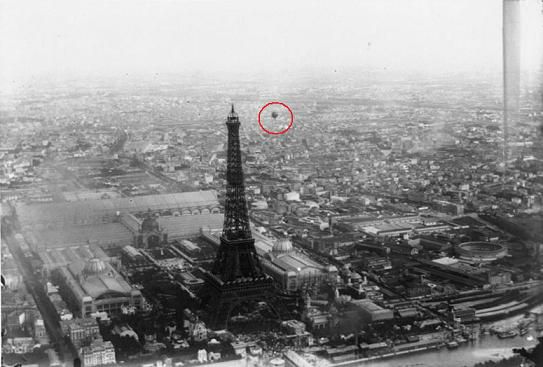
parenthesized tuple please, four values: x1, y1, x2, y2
(497, 330, 518, 339)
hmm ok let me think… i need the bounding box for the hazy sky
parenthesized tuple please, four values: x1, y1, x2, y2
(0, 0, 541, 86)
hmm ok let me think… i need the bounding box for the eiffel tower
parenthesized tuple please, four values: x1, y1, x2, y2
(199, 105, 276, 330)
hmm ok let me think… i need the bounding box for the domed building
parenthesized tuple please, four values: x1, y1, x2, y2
(55, 257, 144, 317)
(82, 258, 108, 277)
(141, 215, 160, 233)
(261, 236, 338, 294)
(273, 238, 293, 254)
(137, 210, 167, 248)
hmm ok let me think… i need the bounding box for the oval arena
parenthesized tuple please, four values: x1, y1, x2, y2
(455, 241, 508, 262)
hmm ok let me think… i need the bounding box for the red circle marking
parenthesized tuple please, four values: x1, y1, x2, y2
(258, 101, 294, 135)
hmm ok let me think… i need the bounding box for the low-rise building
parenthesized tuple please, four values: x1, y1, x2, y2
(3, 337, 34, 354)
(258, 237, 338, 294)
(352, 299, 394, 323)
(281, 320, 306, 335)
(453, 307, 477, 323)
(33, 319, 49, 344)
(53, 257, 143, 317)
(61, 317, 100, 347)
(80, 339, 116, 367)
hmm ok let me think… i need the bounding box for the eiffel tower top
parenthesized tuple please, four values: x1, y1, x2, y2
(227, 104, 239, 123)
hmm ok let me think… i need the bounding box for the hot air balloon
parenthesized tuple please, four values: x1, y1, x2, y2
(271, 111, 279, 119)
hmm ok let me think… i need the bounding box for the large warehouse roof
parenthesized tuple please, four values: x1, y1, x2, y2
(31, 223, 134, 249)
(15, 190, 219, 227)
(158, 214, 224, 239)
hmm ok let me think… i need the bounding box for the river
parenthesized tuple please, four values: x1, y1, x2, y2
(355, 333, 534, 367)
(354, 311, 542, 367)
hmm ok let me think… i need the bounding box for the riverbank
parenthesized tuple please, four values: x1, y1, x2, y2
(319, 305, 543, 367)
(329, 333, 535, 367)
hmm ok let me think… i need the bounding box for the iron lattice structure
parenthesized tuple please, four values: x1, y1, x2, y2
(200, 105, 276, 329)
(221, 105, 252, 241)
(211, 105, 265, 281)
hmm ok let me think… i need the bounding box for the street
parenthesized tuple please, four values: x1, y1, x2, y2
(2, 223, 77, 365)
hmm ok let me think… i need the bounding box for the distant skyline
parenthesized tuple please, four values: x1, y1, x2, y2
(0, 0, 541, 89)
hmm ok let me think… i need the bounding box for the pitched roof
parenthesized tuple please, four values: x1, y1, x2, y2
(16, 191, 219, 226)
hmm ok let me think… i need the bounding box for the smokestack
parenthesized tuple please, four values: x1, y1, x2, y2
(502, 0, 521, 167)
